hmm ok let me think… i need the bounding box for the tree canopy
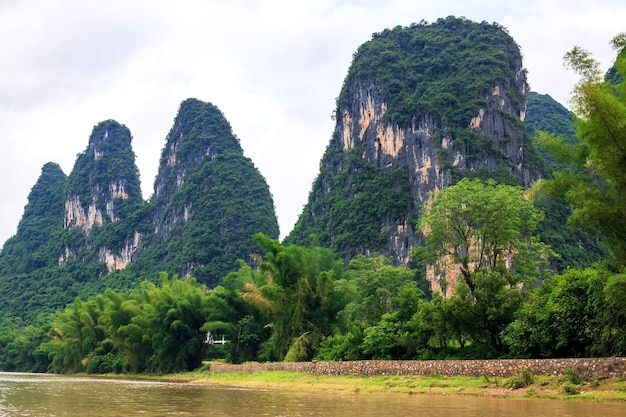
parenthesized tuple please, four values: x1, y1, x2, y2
(419, 178, 550, 294)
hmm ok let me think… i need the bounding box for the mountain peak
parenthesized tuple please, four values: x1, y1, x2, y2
(287, 17, 545, 263)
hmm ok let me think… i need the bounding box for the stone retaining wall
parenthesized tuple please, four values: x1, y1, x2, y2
(210, 357, 626, 378)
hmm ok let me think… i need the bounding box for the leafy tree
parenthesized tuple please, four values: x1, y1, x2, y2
(503, 266, 626, 358)
(535, 35, 626, 264)
(419, 178, 550, 292)
(0, 324, 49, 372)
(125, 274, 212, 373)
(42, 295, 109, 373)
(200, 267, 270, 364)
(417, 178, 552, 353)
(341, 255, 420, 327)
(316, 256, 423, 360)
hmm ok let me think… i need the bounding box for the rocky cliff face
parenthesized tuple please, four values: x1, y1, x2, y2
(61, 120, 144, 270)
(287, 17, 544, 265)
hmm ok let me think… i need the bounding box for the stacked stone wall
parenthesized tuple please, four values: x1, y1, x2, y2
(210, 357, 626, 378)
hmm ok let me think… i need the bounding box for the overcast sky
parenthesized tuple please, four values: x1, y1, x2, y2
(1, 0, 624, 248)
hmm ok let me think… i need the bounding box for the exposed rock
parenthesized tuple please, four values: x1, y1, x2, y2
(61, 120, 144, 265)
(98, 231, 142, 272)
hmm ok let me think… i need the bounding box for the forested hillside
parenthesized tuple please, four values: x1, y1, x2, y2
(133, 98, 279, 287)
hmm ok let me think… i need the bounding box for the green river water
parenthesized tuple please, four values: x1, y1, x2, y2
(1, 372, 625, 416)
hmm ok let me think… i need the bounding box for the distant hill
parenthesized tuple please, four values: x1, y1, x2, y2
(525, 91, 576, 138)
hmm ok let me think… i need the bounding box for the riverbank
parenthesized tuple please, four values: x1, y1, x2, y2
(169, 367, 626, 403)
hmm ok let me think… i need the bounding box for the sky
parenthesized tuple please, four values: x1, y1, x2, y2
(1, 0, 624, 248)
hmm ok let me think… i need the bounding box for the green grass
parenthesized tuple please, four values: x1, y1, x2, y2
(163, 369, 626, 403)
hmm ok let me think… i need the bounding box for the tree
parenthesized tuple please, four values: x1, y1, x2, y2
(535, 34, 626, 264)
(315, 256, 423, 361)
(127, 274, 212, 373)
(419, 178, 550, 293)
(504, 266, 626, 358)
(41, 274, 213, 374)
(417, 178, 552, 353)
(241, 234, 343, 361)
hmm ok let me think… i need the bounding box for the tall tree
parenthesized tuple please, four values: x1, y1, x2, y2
(419, 178, 550, 293)
(535, 34, 626, 264)
(417, 178, 552, 353)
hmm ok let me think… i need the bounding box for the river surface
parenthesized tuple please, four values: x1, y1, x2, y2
(1, 372, 625, 416)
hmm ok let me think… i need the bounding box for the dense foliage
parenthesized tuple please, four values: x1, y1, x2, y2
(338, 16, 524, 128)
(535, 36, 626, 264)
(38, 274, 213, 374)
(525, 92, 577, 140)
(524, 92, 609, 270)
(0, 163, 67, 275)
(286, 148, 413, 258)
(138, 98, 279, 287)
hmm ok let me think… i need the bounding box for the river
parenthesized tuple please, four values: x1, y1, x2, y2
(0, 372, 625, 416)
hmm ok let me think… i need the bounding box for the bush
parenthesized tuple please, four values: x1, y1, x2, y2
(563, 367, 582, 385)
(504, 368, 534, 389)
(562, 384, 580, 395)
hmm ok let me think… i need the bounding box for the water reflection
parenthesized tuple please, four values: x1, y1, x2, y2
(0, 372, 625, 416)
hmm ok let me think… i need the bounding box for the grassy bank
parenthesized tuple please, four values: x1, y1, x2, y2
(163, 367, 626, 403)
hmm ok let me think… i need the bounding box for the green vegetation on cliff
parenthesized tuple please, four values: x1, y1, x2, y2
(0, 163, 67, 275)
(338, 16, 524, 128)
(287, 147, 413, 259)
(138, 98, 279, 287)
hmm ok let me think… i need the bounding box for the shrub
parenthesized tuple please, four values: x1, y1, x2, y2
(504, 368, 534, 389)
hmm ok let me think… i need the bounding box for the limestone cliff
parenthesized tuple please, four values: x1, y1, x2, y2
(61, 120, 144, 270)
(287, 17, 545, 264)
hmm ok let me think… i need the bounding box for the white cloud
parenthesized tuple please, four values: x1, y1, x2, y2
(1, 0, 624, 248)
